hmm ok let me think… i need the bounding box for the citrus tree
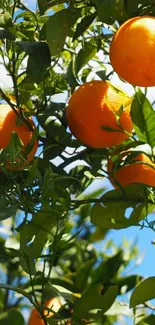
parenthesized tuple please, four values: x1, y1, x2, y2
(0, 0, 155, 324)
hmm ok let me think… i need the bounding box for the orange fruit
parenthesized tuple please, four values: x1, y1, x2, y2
(110, 16, 155, 87)
(28, 297, 62, 325)
(0, 104, 38, 169)
(66, 80, 133, 148)
(108, 151, 155, 187)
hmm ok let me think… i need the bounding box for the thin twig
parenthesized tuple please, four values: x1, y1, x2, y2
(144, 301, 155, 311)
(0, 88, 34, 132)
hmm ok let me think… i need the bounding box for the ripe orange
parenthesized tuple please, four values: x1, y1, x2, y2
(108, 151, 155, 187)
(0, 104, 38, 169)
(66, 80, 133, 148)
(110, 16, 155, 87)
(28, 297, 62, 325)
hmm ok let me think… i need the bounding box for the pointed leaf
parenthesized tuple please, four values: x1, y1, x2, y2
(75, 259, 95, 291)
(17, 41, 51, 83)
(92, 251, 123, 284)
(74, 41, 97, 75)
(46, 9, 81, 56)
(19, 208, 57, 274)
(73, 283, 118, 320)
(73, 13, 96, 41)
(131, 89, 155, 148)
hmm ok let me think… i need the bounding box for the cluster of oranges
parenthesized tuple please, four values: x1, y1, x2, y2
(66, 16, 155, 189)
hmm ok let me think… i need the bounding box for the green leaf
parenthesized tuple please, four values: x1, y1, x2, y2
(114, 275, 143, 294)
(91, 185, 146, 229)
(74, 41, 98, 75)
(15, 10, 37, 23)
(131, 89, 155, 148)
(136, 315, 155, 325)
(95, 0, 127, 24)
(124, 0, 139, 15)
(0, 197, 17, 221)
(73, 13, 96, 41)
(129, 203, 155, 223)
(130, 276, 155, 307)
(38, 114, 72, 146)
(0, 308, 25, 325)
(19, 208, 57, 274)
(73, 283, 118, 320)
(41, 166, 54, 202)
(0, 29, 15, 40)
(38, 0, 48, 13)
(16, 41, 51, 83)
(38, 0, 60, 14)
(92, 251, 123, 284)
(75, 259, 95, 291)
(0, 12, 13, 28)
(46, 8, 81, 56)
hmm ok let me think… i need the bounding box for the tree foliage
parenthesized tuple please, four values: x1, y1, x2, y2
(0, 0, 154, 324)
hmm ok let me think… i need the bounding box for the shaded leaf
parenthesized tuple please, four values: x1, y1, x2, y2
(16, 41, 51, 82)
(92, 251, 123, 284)
(75, 259, 95, 291)
(46, 8, 81, 56)
(19, 208, 58, 274)
(91, 185, 148, 229)
(73, 13, 96, 41)
(136, 315, 155, 325)
(73, 283, 118, 319)
(0, 197, 17, 221)
(114, 275, 143, 294)
(0, 308, 24, 325)
(95, 0, 127, 24)
(74, 41, 97, 75)
(0, 28, 15, 40)
(124, 0, 139, 15)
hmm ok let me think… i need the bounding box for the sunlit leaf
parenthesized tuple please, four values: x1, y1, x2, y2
(130, 276, 155, 307)
(131, 89, 155, 148)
